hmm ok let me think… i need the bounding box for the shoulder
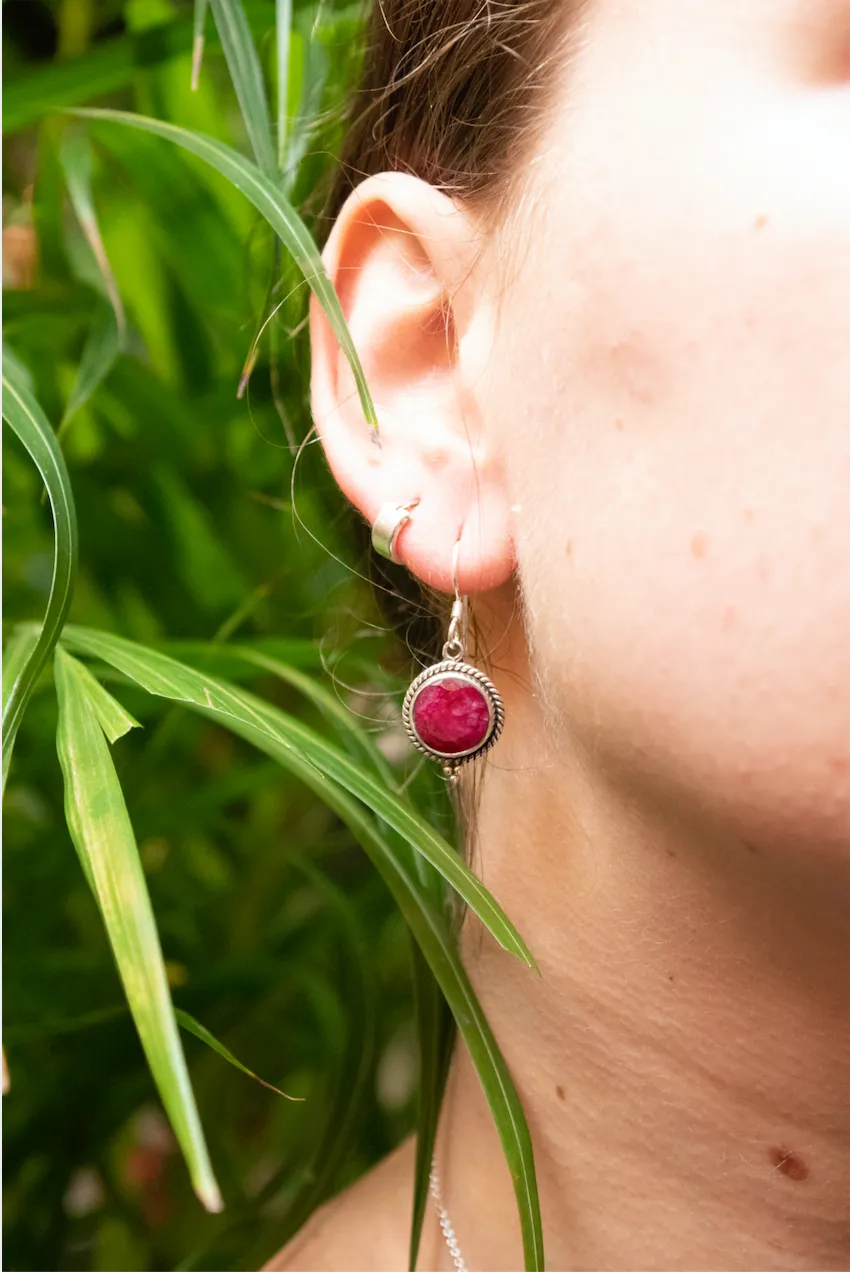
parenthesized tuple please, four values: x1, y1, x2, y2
(262, 1135, 428, 1271)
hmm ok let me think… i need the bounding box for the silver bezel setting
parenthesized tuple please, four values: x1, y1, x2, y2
(402, 660, 505, 773)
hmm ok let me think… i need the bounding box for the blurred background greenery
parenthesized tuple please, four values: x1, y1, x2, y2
(3, 3, 460, 1267)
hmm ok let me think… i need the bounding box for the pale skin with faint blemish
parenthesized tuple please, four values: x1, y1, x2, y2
(269, 1, 850, 1268)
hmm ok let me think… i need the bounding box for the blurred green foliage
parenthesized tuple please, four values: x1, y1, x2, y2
(3, 3, 547, 1268)
(3, 2, 457, 1267)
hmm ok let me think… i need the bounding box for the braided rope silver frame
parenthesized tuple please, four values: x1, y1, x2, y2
(402, 660, 505, 774)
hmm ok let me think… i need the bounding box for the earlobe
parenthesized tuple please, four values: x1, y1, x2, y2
(309, 170, 515, 596)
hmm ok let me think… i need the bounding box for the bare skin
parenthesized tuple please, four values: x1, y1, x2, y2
(267, 0, 850, 1267)
(267, 644, 850, 1270)
(263, 1138, 420, 1270)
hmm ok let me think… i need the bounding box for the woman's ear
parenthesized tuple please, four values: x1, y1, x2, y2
(309, 170, 515, 596)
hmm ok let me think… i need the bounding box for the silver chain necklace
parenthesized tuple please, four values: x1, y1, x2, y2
(429, 1158, 468, 1271)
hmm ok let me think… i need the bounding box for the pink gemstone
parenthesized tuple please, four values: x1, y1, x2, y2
(411, 675, 492, 756)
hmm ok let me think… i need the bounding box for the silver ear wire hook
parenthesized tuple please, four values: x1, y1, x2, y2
(451, 537, 461, 603)
(444, 535, 466, 660)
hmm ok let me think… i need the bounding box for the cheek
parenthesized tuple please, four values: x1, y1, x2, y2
(494, 79, 850, 849)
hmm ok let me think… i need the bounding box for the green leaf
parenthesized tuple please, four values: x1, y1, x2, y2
(159, 637, 328, 675)
(191, 0, 209, 91)
(238, 857, 378, 1269)
(2, 626, 41, 717)
(275, 0, 292, 172)
(73, 660, 141, 743)
(53, 647, 223, 1214)
(1, 361, 79, 795)
(58, 130, 126, 432)
(208, 0, 276, 178)
(255, 754, 544, 1270)
(184, 671, 544, 1269)
(178, 859, 377, 1272)
(59, 301, 122, 435)
(3, 1004, 129, 1044)
(281, 19, 328, 195)
(60, 131, 126, 339)
(409, 937, 455, 1272)
(54, 628, 543, 1265)
(356, 828, 543, 1271)
(174, 1008, 302, 1099)
(59, 625, 535, 970)
(2, 3, 278, 134)
(174, 641, 398, 787)
(1, 342, 34, 392)
(70, 108, 381, 437)
(153, 467, 249, 613)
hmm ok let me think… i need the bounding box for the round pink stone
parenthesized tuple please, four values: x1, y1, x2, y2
(411, 675, 492, 756)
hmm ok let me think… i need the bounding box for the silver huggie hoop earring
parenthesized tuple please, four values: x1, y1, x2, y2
(402, 537, 504, 782)
(371, 498, 420, 563)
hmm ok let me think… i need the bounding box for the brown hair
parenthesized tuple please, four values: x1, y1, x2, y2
(319, 0, 590, 234)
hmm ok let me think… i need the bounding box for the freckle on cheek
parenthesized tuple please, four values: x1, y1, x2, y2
(753, 214, 770, 231)
(722, 606, 736, 631)
(690, 533, 708, 559)
(565, 540, 573, 558)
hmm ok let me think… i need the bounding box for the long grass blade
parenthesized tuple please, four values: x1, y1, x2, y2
(281, 20, 328, 195)
(345, 816, 543, 1271)
(1, 342, 34, 391)
(242, 856, 378, 1268)
(173, 641, 398, 787)
(275, 0, 292, 172)
(53, 647, 223, 1214)
(1, 361, 79, 795)
(191, 0, 209, 90)
(60, 131, 126, 339)
(58, 626, 536, 968)
(239, 732, 545, 1271)
(2, 627, 41, 716)
(208, 0, 276, 178)
(59, 301, 122, 436)
(174, 1009, 301, 1099)
(59, 131, 126, 432)
(2, 1, 281, 134)
(409, 937, 455, 1271)
(177, 859, 377, 1272)
(56, 632, 543, 1259)
(70, 108, 380, 437)
(158, 637, 330, 679)
(170, 680, 544, 1269)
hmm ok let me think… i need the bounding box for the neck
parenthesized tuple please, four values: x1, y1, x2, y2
(431, 640, 850, 1270)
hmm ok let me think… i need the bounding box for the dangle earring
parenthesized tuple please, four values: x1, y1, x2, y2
(371, 505, 504, 781)
(402, 537, 504, 782)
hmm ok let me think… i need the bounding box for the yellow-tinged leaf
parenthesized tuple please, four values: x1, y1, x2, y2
(53, 647, 222, 1214)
